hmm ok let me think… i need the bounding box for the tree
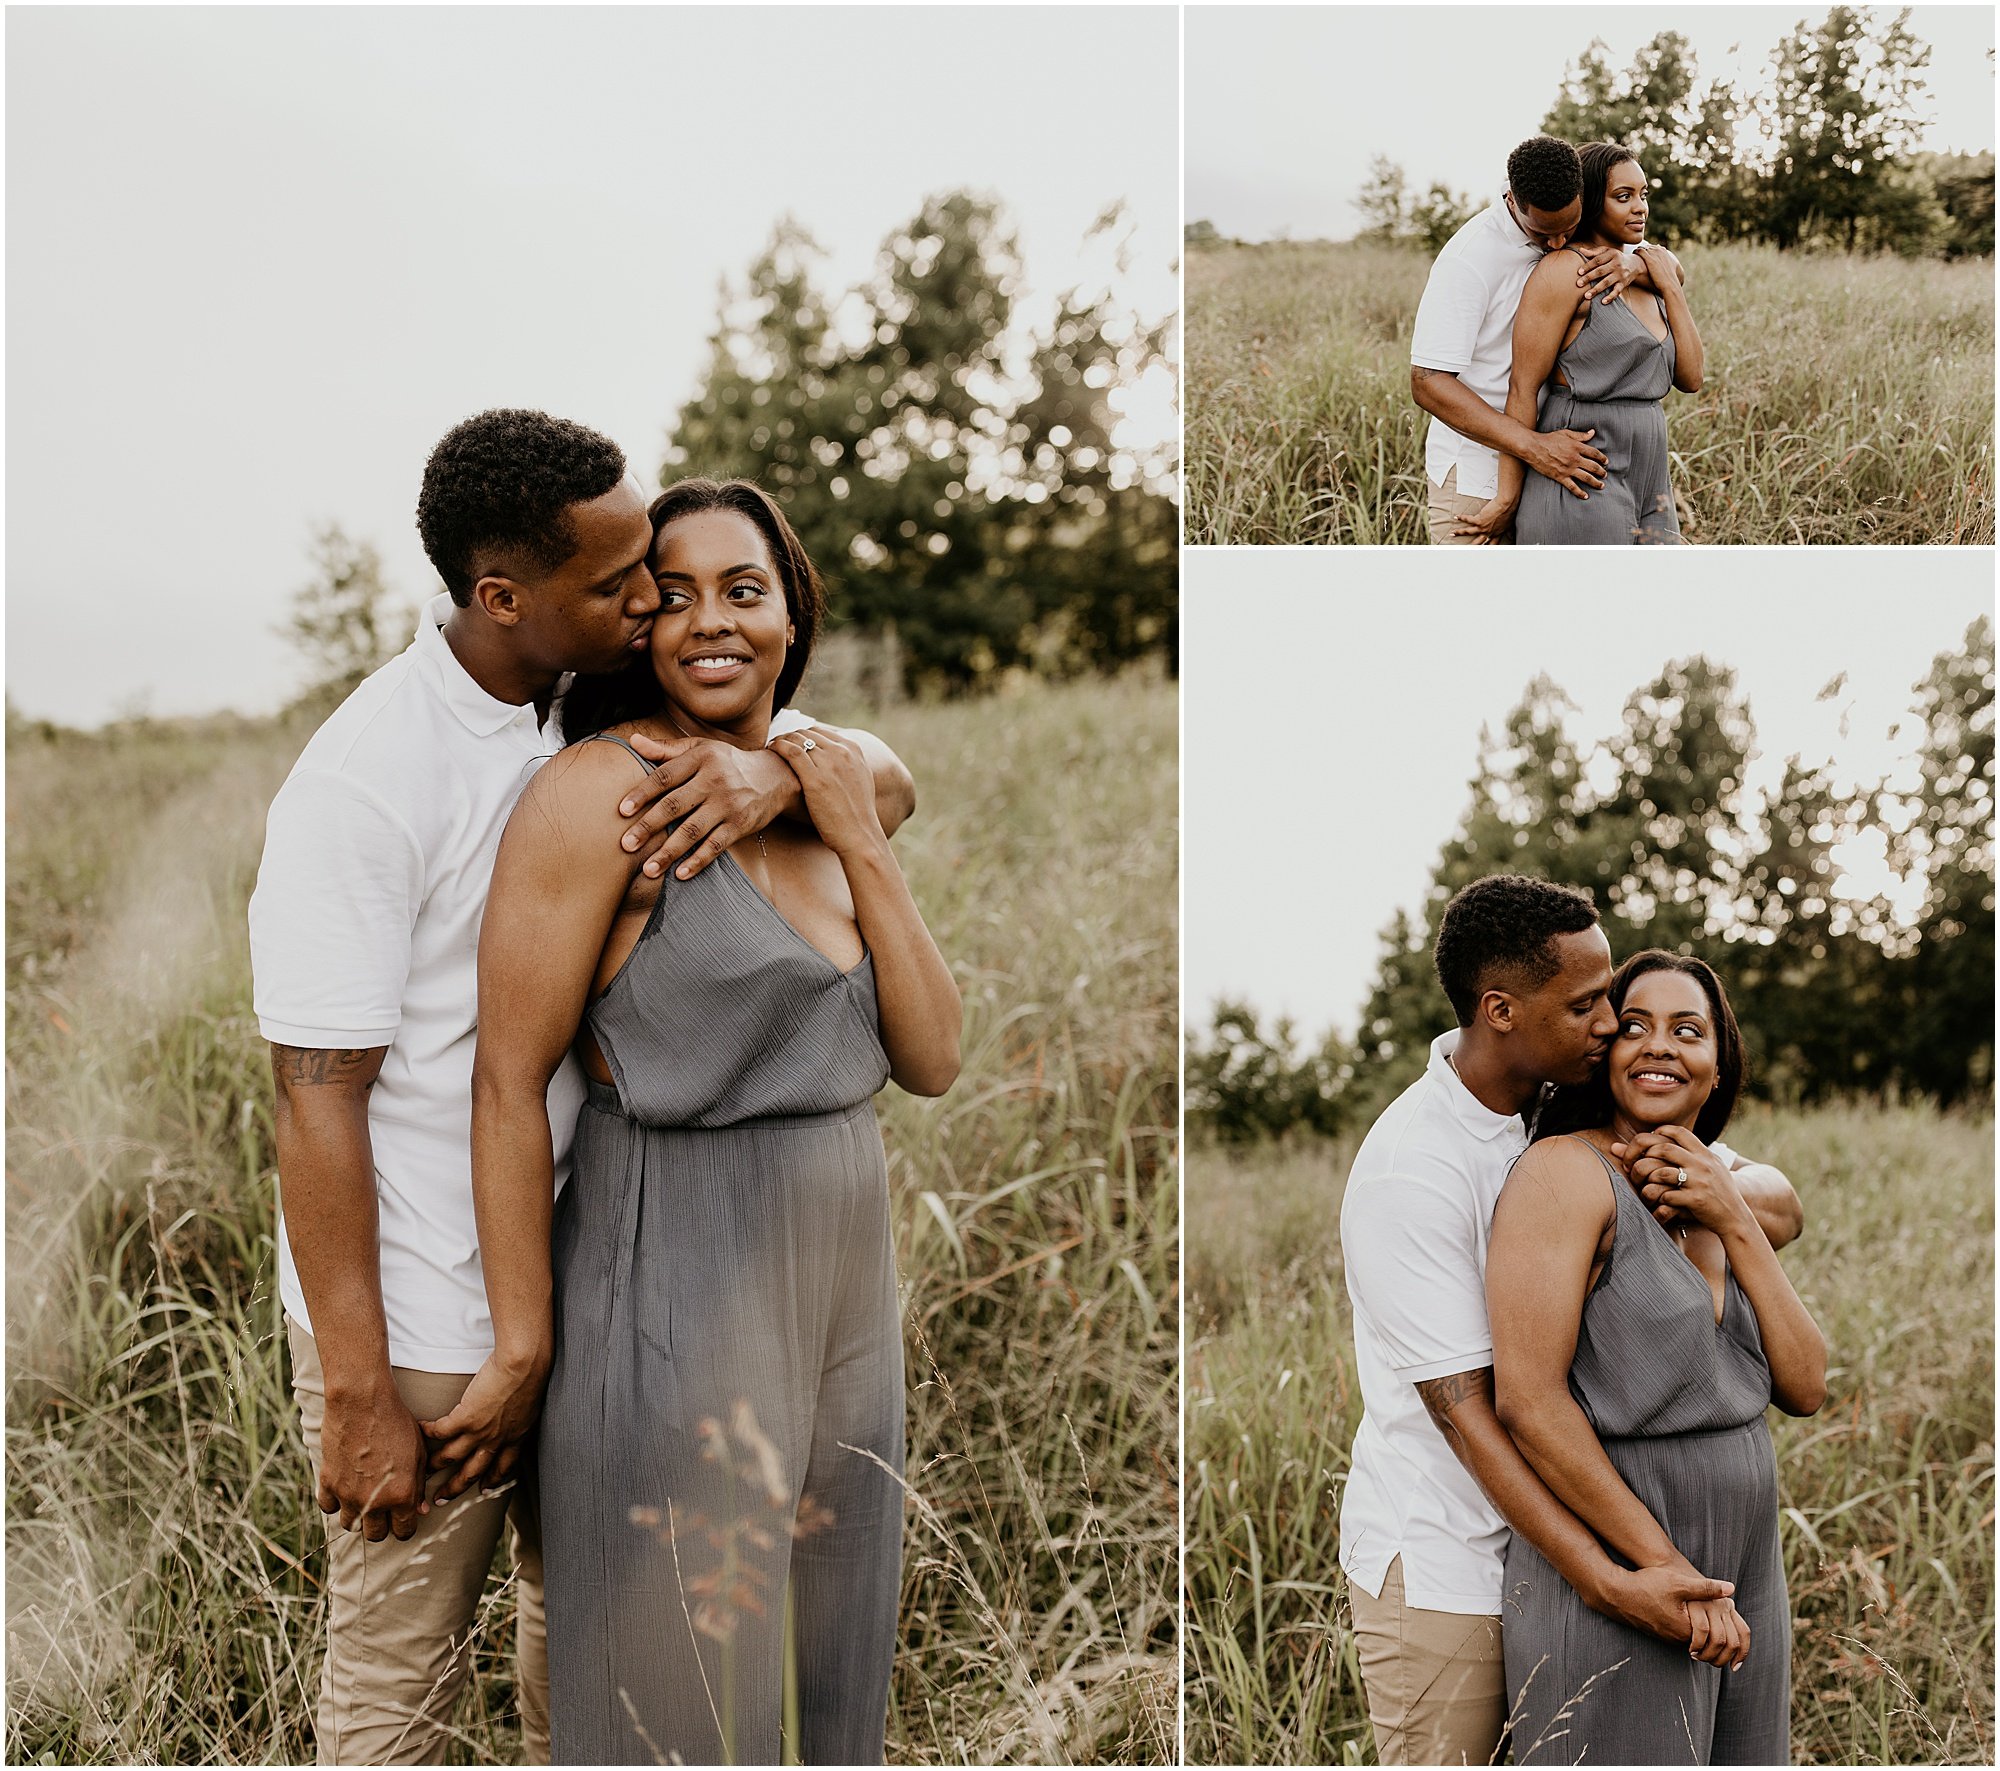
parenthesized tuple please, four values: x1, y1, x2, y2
(1355, 155, 1411, 241)
(1886, 616, 1995, 1099)
(1352, 157, 1473, 252)
(1544, 32, 1710, 241)
(282, 525, 408, 700)
(663, 193, 1176, 691)
(1186, 1000, 1355, 1143)
(1763, 7, 1934, 250)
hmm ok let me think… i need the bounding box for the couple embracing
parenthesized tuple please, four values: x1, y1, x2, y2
(250, 409, 960, 1764)
(1340, 876, 1827, 1765)
(1413, 134, 1705, 546)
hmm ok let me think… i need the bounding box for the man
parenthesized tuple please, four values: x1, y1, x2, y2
(1409, 135, 1685, 545)
(1337, 876, 1804, 1765)
(248, 409, 914, 1764)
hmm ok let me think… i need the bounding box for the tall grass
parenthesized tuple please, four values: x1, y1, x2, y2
(4, 673, 1178, 1765)
(1185, 238, 1996, 546)
(1183, 1101, 1995, 1765)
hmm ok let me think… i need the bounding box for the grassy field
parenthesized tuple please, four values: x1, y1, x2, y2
(4, 671, 1178, 1765)
(1185, 237, 1996, 545)
(1184, 1102, 1996, 1765)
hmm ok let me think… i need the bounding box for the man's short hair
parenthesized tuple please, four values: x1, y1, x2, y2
(1506, 136, 1583, 215)
(416, 410, 627, 605)
(1434, 875, 1600, 1026)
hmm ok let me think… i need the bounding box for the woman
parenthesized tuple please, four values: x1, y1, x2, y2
(1469, 142, 1705, 544)
(469, 479, 961, 1764)
(1486, 952, 1825, 1765)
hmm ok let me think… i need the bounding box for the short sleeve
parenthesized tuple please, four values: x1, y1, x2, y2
(1343, 1171, 1494, 1379)
(249, 769, 425, 1048)
(1409, 251, 1489, 375)
(769, 706, 813, 738)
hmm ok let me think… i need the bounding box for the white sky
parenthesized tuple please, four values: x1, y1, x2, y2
(1187, 5, 1996, 242)
(1183, 553, 1996, 1042)
(5, 6, 1178, 727)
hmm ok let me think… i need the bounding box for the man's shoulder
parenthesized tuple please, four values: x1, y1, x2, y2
(1428, 202, 1505, 273)
(282, 650, 458, 803)
(1345, 1070, 1483, 1197)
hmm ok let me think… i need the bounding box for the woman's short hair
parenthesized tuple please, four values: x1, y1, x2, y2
(1577, 141, 1643, 242)
(560, 478, 826, 745)
(1535, 949, 1746, 1145)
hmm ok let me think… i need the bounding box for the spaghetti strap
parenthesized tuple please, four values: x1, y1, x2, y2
(577, 731, 653, 773)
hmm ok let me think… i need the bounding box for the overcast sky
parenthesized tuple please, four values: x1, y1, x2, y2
(1184, 554, 1994, 1042)
(5, 6, 1177, 727)
(1187, 5, 1995, 241)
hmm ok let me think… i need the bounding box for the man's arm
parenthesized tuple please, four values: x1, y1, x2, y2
(616, 725, 915, 881)
(1415, 1366, 1736, 1649)
(270, 1041, 427, 1543)
(1410, 366, 1607, 496)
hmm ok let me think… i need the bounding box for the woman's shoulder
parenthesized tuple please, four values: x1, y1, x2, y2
(508, 733, 648, 846)
(1505, 1134, 1619, 1212)
(1524, 250, 1587, 298)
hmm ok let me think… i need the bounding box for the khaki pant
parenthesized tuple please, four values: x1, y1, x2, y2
(1349, 1556, 1507, 1766)
(289, 1322, 548, 1766)
(1425, 466, 1515, 546)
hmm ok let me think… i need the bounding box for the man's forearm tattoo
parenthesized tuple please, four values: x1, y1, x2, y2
(1413, 1366, 1495, 1458)
(272, 1046, 377, 1087)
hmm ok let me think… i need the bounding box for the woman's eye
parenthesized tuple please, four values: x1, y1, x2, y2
(1620, 1020, 1645, 1038)
(729, 579, 766, 601)
(657, 588, 691, 610)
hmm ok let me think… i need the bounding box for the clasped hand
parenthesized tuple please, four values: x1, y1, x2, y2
(1612, 1125, 1747, 1235)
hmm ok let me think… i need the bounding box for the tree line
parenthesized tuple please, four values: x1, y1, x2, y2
(1189, 617, 1995, 1143)
(1350, 8, 1992, 259)
(285, 190, 1178, 706)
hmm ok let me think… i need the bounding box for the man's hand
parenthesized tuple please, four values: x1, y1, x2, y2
(1592, 1556, 1738, 1648)
(319, 1376, 429, 1541)
(615, 732, 795, 881)
(1524, 428, 1608, 499)
(419, 1348, 551, 1502)
(1574, 244, 1641, 306)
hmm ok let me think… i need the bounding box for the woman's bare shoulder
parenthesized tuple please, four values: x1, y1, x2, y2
(1524, 250, 1587, 300)
(1503, 1135, 1618, 1214)
(505, 737, 645, 854)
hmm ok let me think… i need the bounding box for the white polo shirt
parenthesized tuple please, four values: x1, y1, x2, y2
(1338, 1028, 1525, 1614)
(1410, 197, 1544, 501)
(250, 594, 809, 1370)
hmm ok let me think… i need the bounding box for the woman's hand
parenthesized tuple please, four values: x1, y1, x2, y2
(769, 727, 887, 861)
(1615, 1126, 1754, 1237)
(1632, 243, 1677, 292)
(1685, 1593, 1750, 1670)
(1451, 494, 1518, 544)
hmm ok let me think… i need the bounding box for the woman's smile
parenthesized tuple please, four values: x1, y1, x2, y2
(678, 650, 752, 686)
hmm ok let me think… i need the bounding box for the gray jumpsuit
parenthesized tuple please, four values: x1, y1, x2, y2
(539, 736, 905, 1765)
(1517, 266, 1684, 545)
(1503, 1139, 1790, 1766)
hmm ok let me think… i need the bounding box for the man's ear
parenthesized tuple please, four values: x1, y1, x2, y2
(1477, 989, 1516, 1035)
(471, 573, 527, 627)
